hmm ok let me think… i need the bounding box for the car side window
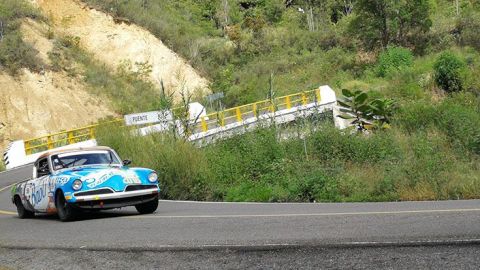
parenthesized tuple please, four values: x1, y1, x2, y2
(36, 158, 50, 177)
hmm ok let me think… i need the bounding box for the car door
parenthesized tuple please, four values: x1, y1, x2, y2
(23, 158, 53, 212)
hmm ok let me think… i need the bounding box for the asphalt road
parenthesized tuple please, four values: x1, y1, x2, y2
(1, 167, 480, 269)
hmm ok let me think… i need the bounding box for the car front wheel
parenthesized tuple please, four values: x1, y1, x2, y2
(135, 196, 159, 214)
(55, 190, 78, 222)
(14, 196, 35, 219)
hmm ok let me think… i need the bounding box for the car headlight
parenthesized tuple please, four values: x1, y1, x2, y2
(148, 172, 158, 183)
(72, 179, 83, 191)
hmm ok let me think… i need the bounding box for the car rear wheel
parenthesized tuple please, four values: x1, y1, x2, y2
(55, 190, 77, 222)
(135, 196, 159, 214)
(14, 196, 35, 219)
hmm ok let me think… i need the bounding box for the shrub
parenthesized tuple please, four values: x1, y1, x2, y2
(433, 51, 466, 93)
(377, 46, 414, 77)
(0, 0, 43, 75)
(310, 125, 401, 164)
(0, 32, 42, 75)
(435, 93, 480, 155)
(394, 101, 437, 133)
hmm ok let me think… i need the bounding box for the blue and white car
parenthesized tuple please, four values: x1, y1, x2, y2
(11, 147, 160, 221)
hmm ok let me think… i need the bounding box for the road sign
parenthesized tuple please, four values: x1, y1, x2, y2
(124, 110, 173, 126)
(205, 92, 224, 103)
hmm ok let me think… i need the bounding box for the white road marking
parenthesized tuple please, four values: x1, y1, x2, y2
(124, 208, 480, 219)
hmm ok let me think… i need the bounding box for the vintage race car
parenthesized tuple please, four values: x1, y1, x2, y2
(11, 146, 160, 221)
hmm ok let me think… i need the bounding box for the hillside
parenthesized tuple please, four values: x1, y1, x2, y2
(89, 0, 480, 202)
(0, 3, 113, 150)
(0, 0, 210, 152)
(32, 0, 209, 99)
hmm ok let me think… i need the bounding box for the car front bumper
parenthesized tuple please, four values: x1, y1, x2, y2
(71, 188, 159, 209)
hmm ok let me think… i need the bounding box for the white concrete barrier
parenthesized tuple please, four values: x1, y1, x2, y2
(4, 140, 97, 170)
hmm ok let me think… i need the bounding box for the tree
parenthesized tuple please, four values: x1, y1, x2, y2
(350, 0, 431, 52)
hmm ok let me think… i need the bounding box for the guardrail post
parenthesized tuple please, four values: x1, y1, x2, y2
(201, 117, 208, 132)
(68, 131, 75, 144)
(235, 107, 242, 122)
(252, 103, 257, 117)
(89, 127, 95, 140)
(286, 96, 292, 109)
(302, 92, 307, 106)
(316, 89, 321, 104)
(220, 112, 225, 127)
(47, 136, 53, 149)
(24, 141, 31, 155)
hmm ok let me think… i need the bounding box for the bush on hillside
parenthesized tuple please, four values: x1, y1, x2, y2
(436, 93, 480, 155)
(0, 32, 42, 75)
(0, 0, 43, 75)
(377, 46, 414, 77)
(433, 51, 466, 93)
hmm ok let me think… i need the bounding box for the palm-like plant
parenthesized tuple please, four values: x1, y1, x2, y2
(337, 89, 396, 132)
(337, 89, 372, 131)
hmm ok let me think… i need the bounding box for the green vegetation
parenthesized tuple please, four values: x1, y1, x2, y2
(0, 159, 5, 172)
(434, 51, 466, 93)
(86, 0, 480, 202)
(377, 47, 414, 77)
(97, 102, 479, 202)
(0, 0, 43, 75)
(337, 89, 396, 131)
(350, 0, 432, 53)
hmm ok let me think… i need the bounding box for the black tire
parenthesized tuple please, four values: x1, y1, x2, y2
(135, 196, 159, 214)
(55, 190, 78, 222)
(14, 196, 35, 219)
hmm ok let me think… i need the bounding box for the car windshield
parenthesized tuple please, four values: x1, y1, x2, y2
(50, 150, 121, 170)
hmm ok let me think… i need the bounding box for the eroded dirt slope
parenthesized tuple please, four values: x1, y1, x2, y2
(0, 20, 114, 149)
(33, 0, 210, 99)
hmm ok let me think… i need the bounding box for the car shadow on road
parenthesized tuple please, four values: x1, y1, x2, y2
(30, 209, 140, 222)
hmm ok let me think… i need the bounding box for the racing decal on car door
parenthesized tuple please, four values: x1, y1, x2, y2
(24, 176, 56, 212)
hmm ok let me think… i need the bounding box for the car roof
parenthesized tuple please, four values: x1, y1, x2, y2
(36, 146, 113, 162)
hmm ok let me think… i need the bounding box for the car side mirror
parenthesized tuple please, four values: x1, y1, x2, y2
(123, 159, 132, 166)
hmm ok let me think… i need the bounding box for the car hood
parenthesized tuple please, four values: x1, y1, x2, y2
(54, 166, 152, 192)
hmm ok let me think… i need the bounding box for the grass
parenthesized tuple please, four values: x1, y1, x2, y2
(0, 159, 5, 172)
(96, 90, 480, 202)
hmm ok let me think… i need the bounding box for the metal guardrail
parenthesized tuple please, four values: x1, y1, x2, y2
(24, 89, 321, 155)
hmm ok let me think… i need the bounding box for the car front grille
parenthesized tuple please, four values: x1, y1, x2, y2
(74, 188, 114, 197)
(125, 185, 158, 192)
